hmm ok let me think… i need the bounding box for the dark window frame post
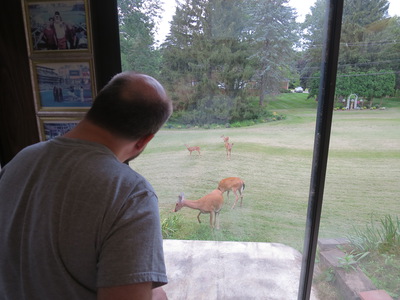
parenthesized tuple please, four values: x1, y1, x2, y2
(298, 0, 344, 299)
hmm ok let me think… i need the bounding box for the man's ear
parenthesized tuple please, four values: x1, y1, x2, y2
(134, 134, 155, 151)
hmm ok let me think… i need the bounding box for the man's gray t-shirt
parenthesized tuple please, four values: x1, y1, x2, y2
(0, 137, 167, 299)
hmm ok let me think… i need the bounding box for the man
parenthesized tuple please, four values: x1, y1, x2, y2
(34, 17, 57, 50)
(0, 71, 173, 299)
(53, 11, 69, 49)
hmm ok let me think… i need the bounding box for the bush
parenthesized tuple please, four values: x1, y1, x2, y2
(161, 214, 183, 239)
(170, 95, 283, 127)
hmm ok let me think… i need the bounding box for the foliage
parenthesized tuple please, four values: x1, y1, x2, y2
(159, 0, 299, 119)
(347, 214, 400, 255)
(299, 0, 399, 95)
(360, 252, 400, 298)
(160, 0, 253, 106)
(245, 0, 299, 105)
(344, 214, 400, 297)
(337, 248, 370, 271)
(118, 0, 162, 76)
(161, 214, 183, 238)
(308, 69, 396, 100)
(167, 94, 287, 128)
(342, 0, 389, 27)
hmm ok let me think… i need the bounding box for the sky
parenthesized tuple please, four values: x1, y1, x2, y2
(156, 0, 400, 44)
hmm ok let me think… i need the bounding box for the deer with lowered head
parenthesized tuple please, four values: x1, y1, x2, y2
(184, 144, 201, 156)
(174, 190, 224, 229)
(217, 177, 245, 209)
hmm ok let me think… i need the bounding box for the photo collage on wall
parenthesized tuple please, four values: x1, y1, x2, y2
(22, 0, 95, 140)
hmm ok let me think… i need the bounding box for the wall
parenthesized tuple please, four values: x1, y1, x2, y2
(0, 0, 121, 167)
(0, 1, 39, 166)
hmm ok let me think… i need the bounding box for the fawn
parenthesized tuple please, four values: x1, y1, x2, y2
(220, 135, 229, 143)
(224, 142, 234, 159)
(184, 144, 201, 156)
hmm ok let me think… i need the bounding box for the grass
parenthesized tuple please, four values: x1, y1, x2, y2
(130, 94, 400, 251)
(130, 93, 399, 297)
(344, 215, 400, 298)
(360, 251, 400, 298)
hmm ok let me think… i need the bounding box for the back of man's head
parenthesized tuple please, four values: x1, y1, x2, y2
(86, 71, 172, 140)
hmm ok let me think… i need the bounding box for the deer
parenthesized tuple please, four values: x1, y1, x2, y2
(217, 177, 245, 209)
(224, 142, 234, 160)
(220, 135, 229, 143)
(184, 144, 201, 156)
(173, 190, 224, 229)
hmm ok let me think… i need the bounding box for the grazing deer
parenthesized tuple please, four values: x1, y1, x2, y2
(224, 142, 234, 159)
(220, 135, 229, 143)
(174, 190, 224, 229)
(217, 177, 245, 209)
(184, 144, 201, 156)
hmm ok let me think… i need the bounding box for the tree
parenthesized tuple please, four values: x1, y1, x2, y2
(342, 0, 389, 26)
(299, 0, 327, 89)
(161, 0, 254, 114)
(162, 0, 299, 113)
(300, 0, 398, 98)
(246, 0, 299, 106)
(363, 17, 400, 90)
(118, 0, 162, 77)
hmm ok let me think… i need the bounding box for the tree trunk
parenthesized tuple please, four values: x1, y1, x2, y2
(259, 74, 265, 106)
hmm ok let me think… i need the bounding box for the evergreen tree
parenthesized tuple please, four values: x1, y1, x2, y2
(300, 0, 398, 98)
(118, 0, 162, 77)
(246, 0, 299, 106)
(161, 0, 253, 114)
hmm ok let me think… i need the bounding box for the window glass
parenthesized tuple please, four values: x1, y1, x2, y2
(118, 0, 400, 299)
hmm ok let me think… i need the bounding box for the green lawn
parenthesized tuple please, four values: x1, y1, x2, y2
(130, 94, 400, 252)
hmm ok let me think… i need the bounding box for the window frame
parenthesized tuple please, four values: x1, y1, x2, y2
(297, 0, 344, 299)
(97, 0, 346, 299)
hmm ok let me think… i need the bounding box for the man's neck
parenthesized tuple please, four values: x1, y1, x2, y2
(64, 119, 130, 162)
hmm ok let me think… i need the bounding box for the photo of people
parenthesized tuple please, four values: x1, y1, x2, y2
(34, 61, 93, 109)
(42, 119, 80, 140)
(27, 1, 89, 51)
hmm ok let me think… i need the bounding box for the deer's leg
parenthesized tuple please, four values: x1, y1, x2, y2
(197, 212, 202, 223)
(209, 211, 215, 228)
(215, 212, 220, 229)
(231, 190, 239, 209)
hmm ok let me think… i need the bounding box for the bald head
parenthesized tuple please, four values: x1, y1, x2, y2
(120, 73, 168, 106)
(85, 71, 172, 140)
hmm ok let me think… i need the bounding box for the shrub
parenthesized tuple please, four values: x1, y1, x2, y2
(161, 214, 183, 239)
(170, 95, 282, 127)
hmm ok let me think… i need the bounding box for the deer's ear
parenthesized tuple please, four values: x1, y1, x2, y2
(178, 192, 184, 202)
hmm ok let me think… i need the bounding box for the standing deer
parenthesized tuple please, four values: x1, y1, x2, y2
(217, 177, 245, 209)
(220, 135, 229, 143)
(173, 190, 224, 229)
(224, 142, 234, 160)
(184, 144, 201, 156)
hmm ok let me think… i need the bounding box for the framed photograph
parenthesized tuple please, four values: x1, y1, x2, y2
(32, 60, 95, 111)
(38, 116, 81, 141)
(23, 0, 90, 53)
